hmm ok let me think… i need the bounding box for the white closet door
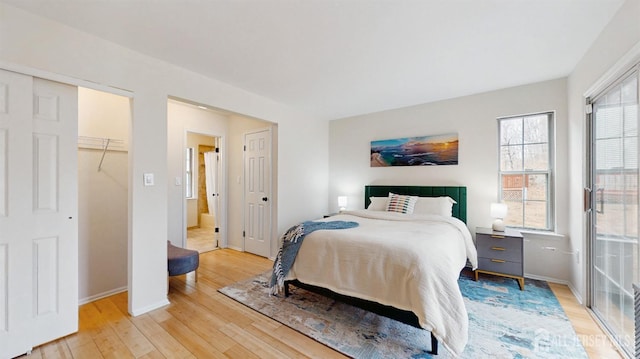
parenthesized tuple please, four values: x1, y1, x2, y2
(0, 69, 78, 357)
(244, 129, 272, 257)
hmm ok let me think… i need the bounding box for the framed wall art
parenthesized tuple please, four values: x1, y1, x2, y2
(370, 133, 458, 167)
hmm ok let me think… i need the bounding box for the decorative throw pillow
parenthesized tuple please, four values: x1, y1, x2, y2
(386, 193, 418, 214)
(367, 197, 388, 211)
(413, 196, 457, 217)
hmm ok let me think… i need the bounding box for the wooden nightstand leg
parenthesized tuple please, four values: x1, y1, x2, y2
(518, 277, 524, 290)
(474, 270, 479, 281)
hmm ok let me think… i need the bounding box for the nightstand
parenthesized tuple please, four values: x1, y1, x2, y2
(474, 227, 524, 290)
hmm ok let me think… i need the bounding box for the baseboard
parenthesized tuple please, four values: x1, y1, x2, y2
(567, 282, 583, 305)
(524, 273, 568, 285)
(224, 245, 275, 260)
(130, 299, 170, 317)
(78, 286, 128, 305)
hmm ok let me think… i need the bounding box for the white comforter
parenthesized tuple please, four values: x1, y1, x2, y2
(286, 209, 478, 356)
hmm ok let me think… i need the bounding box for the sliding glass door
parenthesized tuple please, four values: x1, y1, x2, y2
(589, 68, 639, 356)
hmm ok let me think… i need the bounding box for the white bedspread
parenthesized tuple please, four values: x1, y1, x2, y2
(287, 209, 478, 356)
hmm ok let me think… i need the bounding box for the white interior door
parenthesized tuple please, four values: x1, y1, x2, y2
(0, 69, 78, 357)
(244, 129, 272, 257)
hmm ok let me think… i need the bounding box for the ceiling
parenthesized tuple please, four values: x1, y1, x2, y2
(3, 0, 625, 119)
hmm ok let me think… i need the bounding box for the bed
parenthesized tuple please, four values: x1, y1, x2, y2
(283, 185, 477, 356)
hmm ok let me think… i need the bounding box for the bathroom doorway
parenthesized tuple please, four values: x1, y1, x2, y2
(186, 132, 220, 253)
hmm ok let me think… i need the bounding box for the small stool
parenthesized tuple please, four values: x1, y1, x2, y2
(167, 241, 199, 281)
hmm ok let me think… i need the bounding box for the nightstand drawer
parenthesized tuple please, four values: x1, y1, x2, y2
(476, 236, 522, 262)
(478, 257, 523, 277)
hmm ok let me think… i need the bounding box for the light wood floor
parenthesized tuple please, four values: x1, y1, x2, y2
(549, 282, 624, 359)
(24, 249, 624, 358)
(186, 227, 218, 253)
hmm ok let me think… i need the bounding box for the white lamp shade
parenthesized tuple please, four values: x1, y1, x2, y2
(490, 203, 508, 219)
(338, 196, 348, 209)
(490, 203, 508, 231)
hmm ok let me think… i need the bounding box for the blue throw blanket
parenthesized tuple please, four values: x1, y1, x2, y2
(269, 220, 359, 295)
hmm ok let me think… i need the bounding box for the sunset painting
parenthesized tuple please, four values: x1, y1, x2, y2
(370, 133, 459, 167)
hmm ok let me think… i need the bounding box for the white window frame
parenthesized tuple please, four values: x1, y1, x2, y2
(185, 147, 195, 199)
(498, 112, 555, 231)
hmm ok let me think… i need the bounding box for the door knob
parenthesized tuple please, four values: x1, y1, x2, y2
(262, 197, 268, 202)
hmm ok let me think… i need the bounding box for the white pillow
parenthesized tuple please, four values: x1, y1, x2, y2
(413, 196, 457, 217)
(367, 197, 388, 211)
(386, 193, 418, 214)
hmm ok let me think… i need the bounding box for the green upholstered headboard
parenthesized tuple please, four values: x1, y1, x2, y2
(364, 185, 467, 224)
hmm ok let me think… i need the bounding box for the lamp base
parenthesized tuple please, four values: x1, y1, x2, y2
(492, 219, 505, 232)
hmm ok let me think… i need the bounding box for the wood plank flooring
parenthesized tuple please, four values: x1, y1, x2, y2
(549, 283, 624, 359)
(24, 249, 624, 358)
(186, 227, 218, 253)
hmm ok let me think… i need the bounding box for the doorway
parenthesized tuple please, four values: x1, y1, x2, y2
(77, 87, 130, 304)
(186, 131, 220, 253)
(587, 65, 639, 357)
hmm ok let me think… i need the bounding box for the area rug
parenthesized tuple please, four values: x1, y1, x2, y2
(219, 271, 588, 358)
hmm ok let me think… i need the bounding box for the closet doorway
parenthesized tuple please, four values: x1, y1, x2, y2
(186, 132, 220, 253)
(77, 87, 130, 304)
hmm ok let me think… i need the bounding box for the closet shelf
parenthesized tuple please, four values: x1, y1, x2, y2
(78, 136, 126, 151)
(77, 136, 127, 171)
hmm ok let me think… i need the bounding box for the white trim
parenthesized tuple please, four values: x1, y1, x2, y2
(129, 299, 170, 317)
(496, 109, 558, 120)
(568, 282, 583, 305)
(524, 273, 569, 285)
(0, 61, 133, 97)
(78, 286, 128, 305)
(497, 112, 556, 231)
(584, 40, 640, 98)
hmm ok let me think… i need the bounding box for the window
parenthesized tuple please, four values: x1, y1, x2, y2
(498, 112, 554, 230)
(185, 147, 194, 198)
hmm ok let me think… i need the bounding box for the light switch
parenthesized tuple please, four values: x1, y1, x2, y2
(175, 177, 182, 186)
(143, 173, 154, 186)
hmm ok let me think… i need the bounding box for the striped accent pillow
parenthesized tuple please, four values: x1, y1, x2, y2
(386, 193, 418, 214)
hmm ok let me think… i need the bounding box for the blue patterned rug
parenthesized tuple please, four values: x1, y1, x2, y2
(219, 270, 587, 358)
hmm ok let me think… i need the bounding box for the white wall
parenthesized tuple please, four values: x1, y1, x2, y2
(78, 88, 131, 148)
(78, 88, 129, 303)
(0, 3, 329, 315)
(329, 78, 572, 282)
(567, 0, 640, 302)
